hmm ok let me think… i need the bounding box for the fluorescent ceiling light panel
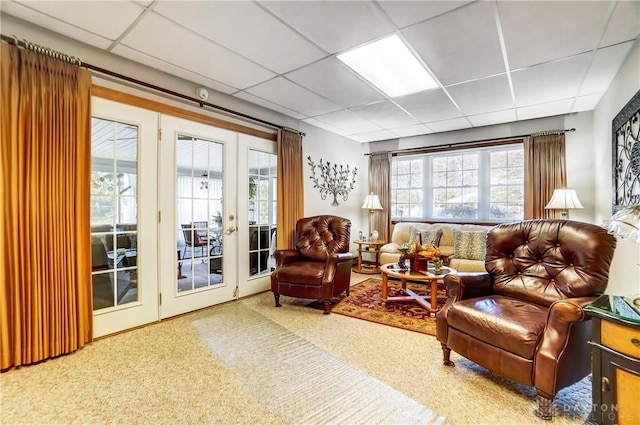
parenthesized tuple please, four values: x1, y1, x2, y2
(337, 35, 438, 98)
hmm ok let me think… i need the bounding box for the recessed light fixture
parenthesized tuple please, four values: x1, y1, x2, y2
(337, 35, 438, 98)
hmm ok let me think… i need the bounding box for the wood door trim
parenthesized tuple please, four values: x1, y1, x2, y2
(92, 85, 278, 142)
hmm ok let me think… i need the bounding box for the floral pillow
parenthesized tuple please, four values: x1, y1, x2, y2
(452, 230, 487, 261)
(408, 226, 418, 244)
(420, 229, 443, 248)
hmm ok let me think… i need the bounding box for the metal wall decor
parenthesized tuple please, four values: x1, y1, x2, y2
(612, 89, 640, 211)
(307, 156, 357, 206)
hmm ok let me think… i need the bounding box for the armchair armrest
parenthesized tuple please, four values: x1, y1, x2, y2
(274, 249, 300, 266)
(443, 272, 494, 301)
(323, 252, 354, 283)
(380, 242, 399, 253)
(534, 296, 597, 397)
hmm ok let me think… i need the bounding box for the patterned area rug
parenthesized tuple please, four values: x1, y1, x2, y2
(310, 278, 446, 335)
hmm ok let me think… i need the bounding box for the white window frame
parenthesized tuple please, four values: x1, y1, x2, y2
(391, 144, 524, 223)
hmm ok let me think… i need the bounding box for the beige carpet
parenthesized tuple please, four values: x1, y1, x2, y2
(193, 302, 443, 424)
(1, 285, 591, 425)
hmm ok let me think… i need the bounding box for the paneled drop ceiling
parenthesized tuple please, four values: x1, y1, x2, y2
(2, 1, 639, 143)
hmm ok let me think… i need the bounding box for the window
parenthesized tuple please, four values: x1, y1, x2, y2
(391, 144, 524, 222)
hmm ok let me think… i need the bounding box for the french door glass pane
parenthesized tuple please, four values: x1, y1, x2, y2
(248, 149, 277, 276)
(90, 117, 139, 311)
(176, 135, 223, 292)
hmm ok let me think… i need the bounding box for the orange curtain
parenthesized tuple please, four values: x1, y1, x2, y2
(368, 152, 391, 242)
(524, 134, 567, 219)
(276, 129, 304, 249)
(1, 43, 93, 370)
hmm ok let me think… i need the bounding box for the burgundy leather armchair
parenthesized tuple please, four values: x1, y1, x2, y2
(271, 215, 353, 314)
(436, 219, 616, 419)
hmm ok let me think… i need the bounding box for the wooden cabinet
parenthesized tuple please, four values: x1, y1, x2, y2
(585, 295, 640, 425)
(352, 240, 386, 274)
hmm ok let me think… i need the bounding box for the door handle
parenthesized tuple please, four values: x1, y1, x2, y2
(224, 226, 237, 235)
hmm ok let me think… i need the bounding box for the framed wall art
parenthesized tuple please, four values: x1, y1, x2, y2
(612, 89, 640, 212)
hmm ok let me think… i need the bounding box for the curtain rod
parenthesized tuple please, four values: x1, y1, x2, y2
(1, 34, 306, 137)
(365, 128, 576, 156)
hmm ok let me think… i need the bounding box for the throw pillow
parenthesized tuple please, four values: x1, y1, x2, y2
(453, 230, 487, 261)
(420, 229, 443, 248)
(408, 226, 418, 244)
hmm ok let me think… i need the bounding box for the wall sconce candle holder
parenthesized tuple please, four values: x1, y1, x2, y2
(307, 156, 357, 206)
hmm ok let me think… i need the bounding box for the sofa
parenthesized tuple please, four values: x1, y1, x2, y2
(379, 222, 494, 272)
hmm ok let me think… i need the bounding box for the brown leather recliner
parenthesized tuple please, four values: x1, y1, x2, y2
(271, 215, 353, 314)
(436, 219, 616, 419)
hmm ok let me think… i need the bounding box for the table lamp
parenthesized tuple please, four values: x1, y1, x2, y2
(544, 188, 584, 218)
(361, 193, 383, 240)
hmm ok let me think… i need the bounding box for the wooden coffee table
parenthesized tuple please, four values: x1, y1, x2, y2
(379, 263, 456, 315)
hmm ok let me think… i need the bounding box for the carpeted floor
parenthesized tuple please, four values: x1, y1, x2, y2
(193, 302, 443, 424)
(1, 274, 592, 425)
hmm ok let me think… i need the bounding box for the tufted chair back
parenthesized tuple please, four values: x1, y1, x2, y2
(296, 215, 351, 262)
(486, 220, 615, 306)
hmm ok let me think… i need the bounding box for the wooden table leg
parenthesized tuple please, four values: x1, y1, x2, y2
(430, 279, 439, 315)
(381, 272, 388, 303)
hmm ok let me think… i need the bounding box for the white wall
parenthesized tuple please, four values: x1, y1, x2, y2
(301, 122, 370, 248)
(592, 38, 640, 295)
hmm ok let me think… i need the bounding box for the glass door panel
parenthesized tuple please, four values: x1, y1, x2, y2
(176, 136, 224, 292)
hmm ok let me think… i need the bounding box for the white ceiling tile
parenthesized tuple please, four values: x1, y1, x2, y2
(600, 0, 640, 47)
(233, 92, 307, 120)
(313, 110, 381, 135)
(1, 1, 113, 49)
(394, 89, 462, 123)
(378, 1, 474, 29)
(120, 12, 276, 90)
(259, 1, 394, 54)
(390, 124, 434, 138)
(346, 135, 369, 144)
(572, 94, 602, 113)
(245, 77, 342, 117)
(301, 118, 351, 137)
(152, 1, 326, 74)
(499, 1, 611, 69)
(467, 109, 517, 128)
(285, 57, 385, 108)
(11, 0, 145, 41)
(517, 99, 574, 121)
(426, 118, 472, 132)
(579, 42, 635, 96)
(446, 75, 513, 115)
(112, 44, 237, 95)
(511, 53, 592, 107)
(349, 101, 420, 129)
(402, 1, 505, 85)
(354, 129, 398, 142)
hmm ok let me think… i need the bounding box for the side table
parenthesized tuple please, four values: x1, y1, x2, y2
(353, 240, 386, 274)
(584, 295, 640, 425)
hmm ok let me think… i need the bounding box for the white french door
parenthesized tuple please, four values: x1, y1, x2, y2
(90, 98, 159, 338)
(90, 96, 278, 333)
(158, 116, 238, 318)
(237, 134, 278, 297)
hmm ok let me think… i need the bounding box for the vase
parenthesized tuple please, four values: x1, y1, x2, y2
(371, 230, 379, 241)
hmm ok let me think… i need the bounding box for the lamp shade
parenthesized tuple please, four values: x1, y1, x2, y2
(544, 188, 584, 210)
(602, 206, 640, 243)
(361, 193, 383, 210)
